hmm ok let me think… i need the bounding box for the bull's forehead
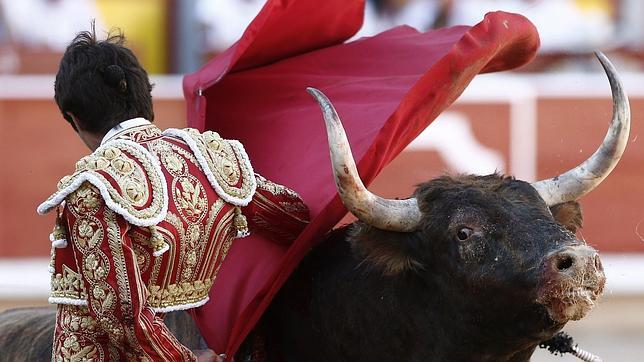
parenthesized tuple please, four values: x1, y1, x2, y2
(416, 174, 551, 217)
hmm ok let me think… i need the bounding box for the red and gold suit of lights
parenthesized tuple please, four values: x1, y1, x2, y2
(38, 124, 309, 361)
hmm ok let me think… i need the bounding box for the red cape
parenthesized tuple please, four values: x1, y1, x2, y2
(183, 0, 539, 355)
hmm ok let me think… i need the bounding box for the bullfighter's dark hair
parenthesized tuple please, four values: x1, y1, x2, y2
(54, 22, 154, 134)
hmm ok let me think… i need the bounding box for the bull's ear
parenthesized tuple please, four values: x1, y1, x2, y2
(348, 223, 423, 276)
(550, 201, 583, 233)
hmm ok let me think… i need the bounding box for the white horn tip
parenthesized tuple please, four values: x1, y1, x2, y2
(306, 87, 321, 97)
(307, 87, 337, 120)
(306, 87, 327, 104)
(593, 51, 617, 75)
(593, 50, 607, 61)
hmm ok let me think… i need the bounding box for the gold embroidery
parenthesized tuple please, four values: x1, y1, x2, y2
(60, 306, 99, 333)
(147, 278, 214, 309)
(53, 305, 105, 362)
(150, 253, 164, 287)
(49, 247, 56, 273)
(124, 179, 145, 203)
(165, 212, 187, 281)
(152, 138, 217, 285)
(48, 141, 166, 224)
(73, 217, 103, 251)
(68, 183, 101, 215)
(151, 200, 228, 304)
(51, 265, 88, 300)
(214, 232, 235, 281)
(163, 153, 185, 176)
(118, 124, 163, 143)
(57, 334, 99, 362)
(202, 130, 223, 151)
(181, 224, 202, 280)
(183, 128, 254, 202)
(132, 243, 151, 273)
(77, 220, 95, 239)
(88, 157, 110, 171)
(279, 201, 310, 215)
(196, 200, 225, 280)
(111, 158, 134, 175)
(83, 252, 109, 282)
(202, 209, 236, 281)
(97, 315, 125, 343)
(90, 283, 116, 316)
(254, 192, 309, 223)
(58, 175, 74, 190)
(174, 175, 208, 223)
(102, 146, 122, 160)
(104, 210, 131, 316)
(130, 228, 167, 284)
(52, 211, 68, 241)
(149, 138, 202, 172)
(104, 208, 149, 357)
(74, 157, 91, 173)
(58, 189, 149, 357)
(234, 207, 249, 236)
(137, 254, 146, 267)
(148, 225, 169, 254)
(256, 174, 301, 199)
(187, 224, 201, 245)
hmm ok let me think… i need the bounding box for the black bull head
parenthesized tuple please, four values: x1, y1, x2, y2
(0, 53, 628, 362)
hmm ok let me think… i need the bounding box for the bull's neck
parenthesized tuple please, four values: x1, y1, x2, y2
(395, 273, 548, 361)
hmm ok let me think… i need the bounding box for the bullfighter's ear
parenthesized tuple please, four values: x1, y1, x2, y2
(550, 201, 583, 233)
(348, 223, 424, 276)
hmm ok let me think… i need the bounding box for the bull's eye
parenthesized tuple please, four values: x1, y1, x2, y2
(456, 227, 473, 241)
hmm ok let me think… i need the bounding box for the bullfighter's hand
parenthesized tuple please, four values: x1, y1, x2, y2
(194, 349, 226, 362)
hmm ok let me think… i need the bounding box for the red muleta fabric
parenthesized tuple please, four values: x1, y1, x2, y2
(183, 0, 540, 356)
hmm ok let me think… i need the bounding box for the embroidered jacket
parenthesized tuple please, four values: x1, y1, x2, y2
(38, 123, 309, 361)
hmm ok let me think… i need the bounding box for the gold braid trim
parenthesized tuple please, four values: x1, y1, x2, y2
(163, 128, 256, 206)
(38, 140, 168, 227)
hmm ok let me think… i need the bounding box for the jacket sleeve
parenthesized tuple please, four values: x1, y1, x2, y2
(62, 182, 196, 361)
(241, 174, 310, 244)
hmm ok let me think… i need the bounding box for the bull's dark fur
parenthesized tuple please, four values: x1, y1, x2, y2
(1, 174, 586, 361)
(0, 307, 56, 361)
(0, 307, 204, 361)
(259, 174, 585, 361)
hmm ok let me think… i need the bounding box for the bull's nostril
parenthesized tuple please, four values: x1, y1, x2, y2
(556, 256, 574, 271)
(594, 254, 603, 271)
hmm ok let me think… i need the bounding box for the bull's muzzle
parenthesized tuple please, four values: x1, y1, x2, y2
(537, 245, 606, 324)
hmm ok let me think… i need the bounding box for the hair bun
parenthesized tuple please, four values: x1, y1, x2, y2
(103, 64, 127, 92)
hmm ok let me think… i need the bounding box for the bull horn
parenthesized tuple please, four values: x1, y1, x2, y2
(307, 87, 422, 232)
(531, 51, 631, 206)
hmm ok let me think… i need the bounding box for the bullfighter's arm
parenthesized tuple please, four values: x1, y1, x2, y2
(241, 174, 310, 244)
(60, 182, 196, 361)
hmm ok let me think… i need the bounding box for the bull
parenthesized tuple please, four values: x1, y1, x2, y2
(0, 52, 628, 361)
(257, 52, 625, 361)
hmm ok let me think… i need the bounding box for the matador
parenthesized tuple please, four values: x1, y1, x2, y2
(37, 29, 309, 361)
